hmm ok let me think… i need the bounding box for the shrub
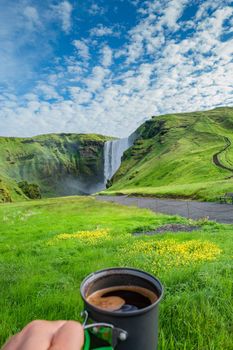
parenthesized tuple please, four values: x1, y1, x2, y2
(18, 181, 41, 199)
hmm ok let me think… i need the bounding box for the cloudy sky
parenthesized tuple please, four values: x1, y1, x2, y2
(0, 0, 232, 137)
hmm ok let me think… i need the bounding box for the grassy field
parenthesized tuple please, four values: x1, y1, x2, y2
(0, 196, 232, 349)
(103, 180, 233, 201)
(104, 107, 233, 201)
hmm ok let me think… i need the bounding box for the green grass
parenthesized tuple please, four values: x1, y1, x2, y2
(2, 107, 233, 203)
(0, 133, 112, 202)
(103, 180, 233, 201)
(0, 196, 232, 349)
(104, 107, 233, 201)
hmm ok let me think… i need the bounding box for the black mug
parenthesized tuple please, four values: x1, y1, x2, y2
(80, 267, 164, 350)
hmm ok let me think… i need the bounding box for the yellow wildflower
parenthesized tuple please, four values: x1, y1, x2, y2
(120, 239, 222, 271)
(47, 229, 109, 246)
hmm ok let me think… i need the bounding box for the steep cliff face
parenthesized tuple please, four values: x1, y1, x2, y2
(0, 133, 112, 201)
(106, 107, 233, 201)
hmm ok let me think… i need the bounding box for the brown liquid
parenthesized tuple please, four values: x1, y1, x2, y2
(87, 285, 158, 312)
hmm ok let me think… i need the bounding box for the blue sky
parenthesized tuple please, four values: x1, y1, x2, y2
(0, 0, 232, 137)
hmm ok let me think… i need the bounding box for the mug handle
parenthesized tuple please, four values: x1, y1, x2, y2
(81, 311, 128, 347)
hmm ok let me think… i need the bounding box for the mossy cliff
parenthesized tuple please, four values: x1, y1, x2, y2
(104, 107, 233, 201)
(0, 133, 111, 202)
(2, 107, 233, 202)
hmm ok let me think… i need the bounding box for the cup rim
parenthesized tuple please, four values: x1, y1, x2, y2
(80, 267, 164, 317)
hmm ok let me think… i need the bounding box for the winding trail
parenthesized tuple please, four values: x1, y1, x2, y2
(96, 195, 233, 224)
(213, 137, 233, 176)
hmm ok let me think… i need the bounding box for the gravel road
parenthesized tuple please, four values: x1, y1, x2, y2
(96, 196, 233, 224)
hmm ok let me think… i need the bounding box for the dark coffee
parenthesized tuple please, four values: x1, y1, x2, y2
(87, 285, 158, 312)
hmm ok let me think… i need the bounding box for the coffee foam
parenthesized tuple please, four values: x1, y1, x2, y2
(87, 285, 158, 312)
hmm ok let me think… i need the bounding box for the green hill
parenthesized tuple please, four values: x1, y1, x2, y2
(104, 107, 233, 201)
(0, 133, 111, 202)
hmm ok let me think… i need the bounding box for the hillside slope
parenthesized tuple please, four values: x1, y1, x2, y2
(104, 107, 233, 201)
(0, 133, 111, 202)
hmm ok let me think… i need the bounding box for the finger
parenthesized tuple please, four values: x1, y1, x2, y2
(1, 333, 21, 350)
(49, 321, 84, 350)
(19, 320, 67, 350)
(5, 320, 67, 350)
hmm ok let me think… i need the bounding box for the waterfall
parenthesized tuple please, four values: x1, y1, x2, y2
(104, 133, 136, 184)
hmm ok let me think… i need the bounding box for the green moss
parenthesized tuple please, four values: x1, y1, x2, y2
(0, 133, 113, 200)
(104, 107, 233, 201)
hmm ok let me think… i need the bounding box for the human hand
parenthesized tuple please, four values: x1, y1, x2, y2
(1, 320, 84, 350)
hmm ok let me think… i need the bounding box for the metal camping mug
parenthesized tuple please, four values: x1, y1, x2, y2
(80, 267, 164, 350)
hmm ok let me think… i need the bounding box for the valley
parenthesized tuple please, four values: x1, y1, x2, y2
(1, 107, 233, 202)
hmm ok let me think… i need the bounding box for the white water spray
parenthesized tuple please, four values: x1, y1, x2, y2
(104, 138, 129, 182)
(104, 133, 136, 184)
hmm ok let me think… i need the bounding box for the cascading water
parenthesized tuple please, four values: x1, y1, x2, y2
(104, 133, 136, 185)
(104, 138, 129, 183)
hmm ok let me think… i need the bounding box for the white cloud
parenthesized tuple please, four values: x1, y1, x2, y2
(102, 46, 113, 67)
(73, 40, 90, 60)
(0, 0, 232, 138)
(52, 1, 73, 33)
(23, 6, 41, 29)
(36, 83, 61, 101)
(69, 87, 93, 104)
(89, 24, 120, 37)
(0, 1, 52, 88)
(160, 0, 189, 30)
(84, 66, 110, 92)
(88, 4, 106, 16)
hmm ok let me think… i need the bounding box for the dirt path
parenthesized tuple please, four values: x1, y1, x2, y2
(96, 195, 233, 224)
(213, 136, 233, 176)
